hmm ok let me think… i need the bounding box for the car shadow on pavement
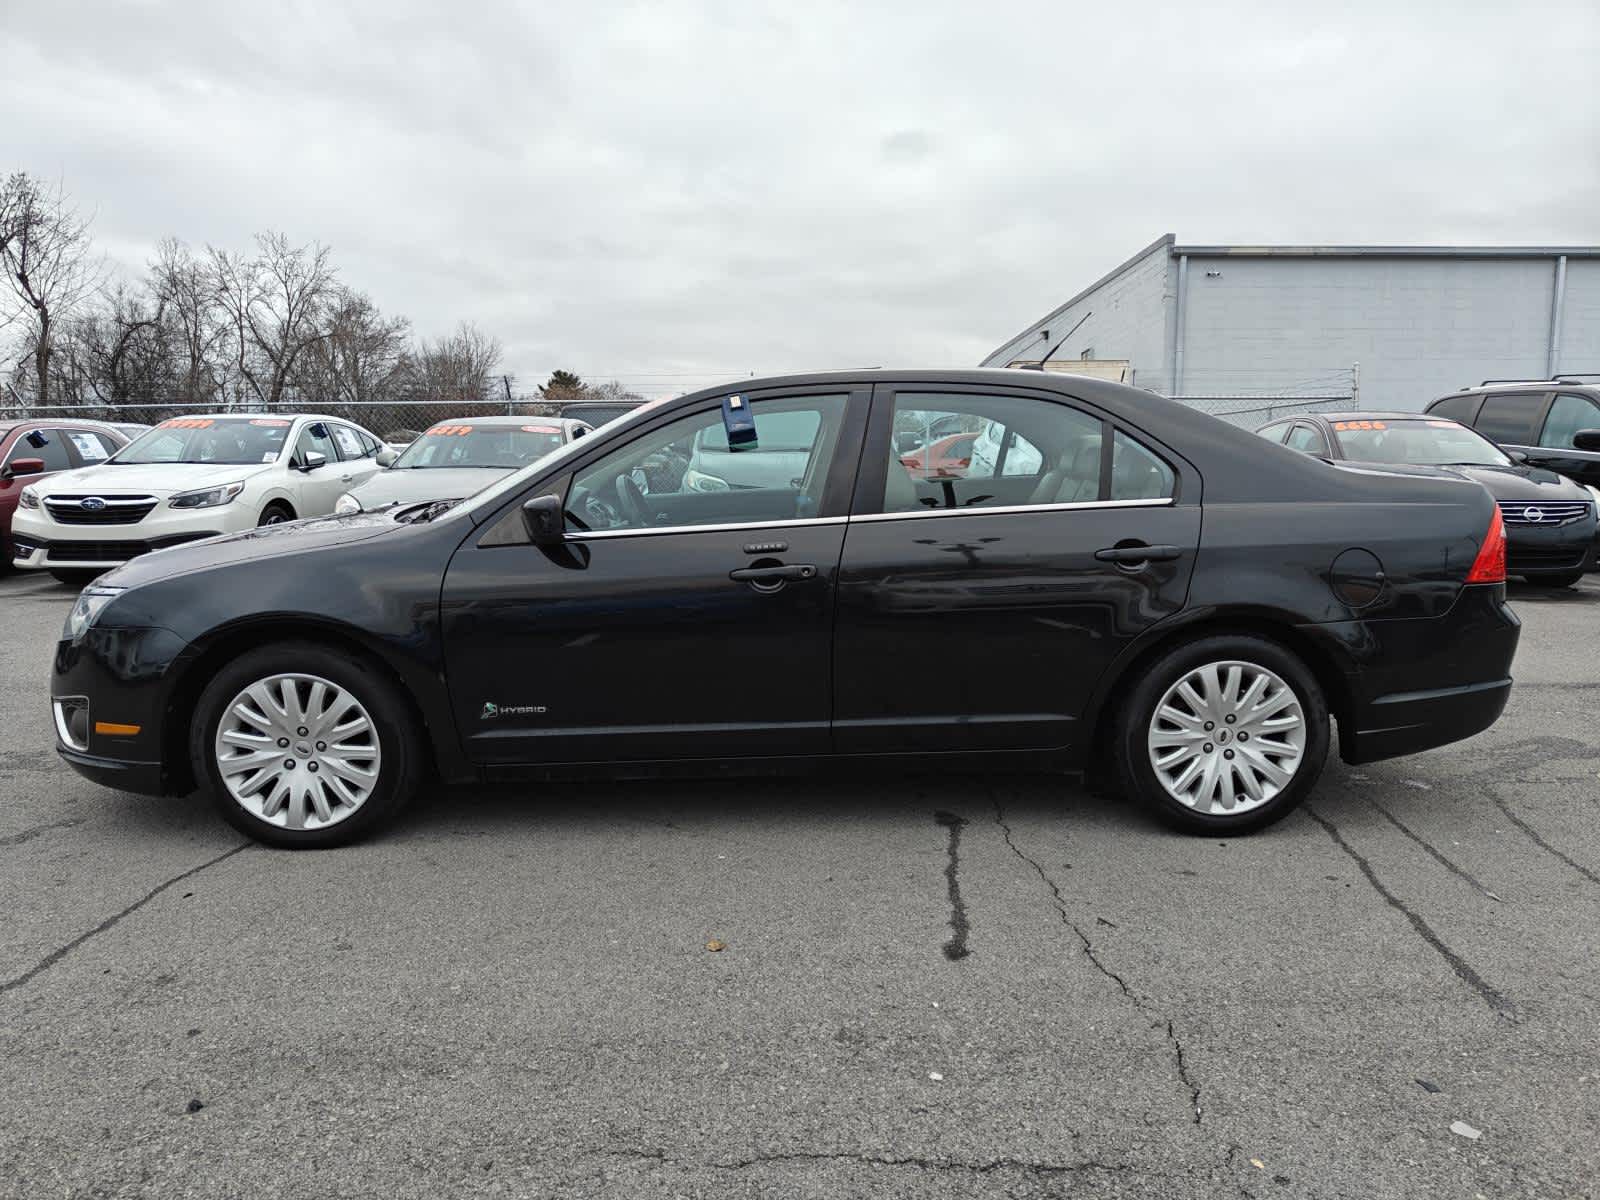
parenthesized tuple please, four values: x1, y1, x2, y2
(391, 771, 1152, 843)
(1506, 579, 1600, 604)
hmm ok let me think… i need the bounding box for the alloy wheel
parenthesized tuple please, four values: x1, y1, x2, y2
(1146, 659, 1307, 815)
(214, 672, 382, 830)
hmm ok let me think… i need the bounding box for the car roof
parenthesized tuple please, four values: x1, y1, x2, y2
(1451, 379, 1600, 394)
(416, 415, 585, 428)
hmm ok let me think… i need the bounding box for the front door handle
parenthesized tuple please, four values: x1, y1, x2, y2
(1094, 543, 1182, 564)
(729, 563, 817, 590)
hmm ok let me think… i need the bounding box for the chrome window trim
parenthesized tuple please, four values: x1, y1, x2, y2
(563, 497, 1176, 540)
(852, 497, 1176, 523)
(567, 515, 850, 541)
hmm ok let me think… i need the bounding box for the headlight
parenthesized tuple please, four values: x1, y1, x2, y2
(683, 467, 730, 493)
(65, 586, 125, 640)
(168, 481, 246, 509)
(334, 492, 362, 515)
(18, 485, 39, 510)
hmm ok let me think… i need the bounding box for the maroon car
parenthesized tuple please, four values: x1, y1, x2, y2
(0, 420, 130, 568)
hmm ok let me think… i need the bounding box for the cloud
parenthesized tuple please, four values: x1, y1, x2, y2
(4, 0, 1596, 396)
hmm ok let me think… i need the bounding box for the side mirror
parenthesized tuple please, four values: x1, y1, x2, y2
(3, 457, 46, 481)
(1572, 429, 1600, 453)
(301, 451, 328, 473)
(520, 493, 565, 546)
(376, 447, 398, 467)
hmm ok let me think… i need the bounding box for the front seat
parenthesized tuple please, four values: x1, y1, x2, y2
(884, 457, 923, 512)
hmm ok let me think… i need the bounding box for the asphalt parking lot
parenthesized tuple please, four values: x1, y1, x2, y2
(1, 570, 1597, 1199)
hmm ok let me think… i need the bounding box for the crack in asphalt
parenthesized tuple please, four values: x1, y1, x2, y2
(0, 842, 251, 998)
(1305, 808, 1514, 1019)
(0, 817, 83, 848)
(614, 1147, 1130, 1177)
(993, 800, 1203, 1125)
(1362, 799, 1505, 903)
(1484, 787, 1600, 888)
(934, 810, 971, 961)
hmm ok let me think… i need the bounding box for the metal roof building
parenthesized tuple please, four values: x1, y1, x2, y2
(980, 234, 1600, 413)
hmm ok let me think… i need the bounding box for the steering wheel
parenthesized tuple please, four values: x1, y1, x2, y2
(579, 490, 621, 529)
(615, 472, 649, 526)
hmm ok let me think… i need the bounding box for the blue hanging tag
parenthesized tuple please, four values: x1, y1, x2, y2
(722, 393, 757, 451)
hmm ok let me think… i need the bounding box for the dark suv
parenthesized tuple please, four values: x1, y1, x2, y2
(1426, 377, 1600, 491)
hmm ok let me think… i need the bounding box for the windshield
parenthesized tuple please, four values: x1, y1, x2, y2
(1335, 419, 1510, 467)
(112, 417, 293, 465)
(392, 423, 565, 469)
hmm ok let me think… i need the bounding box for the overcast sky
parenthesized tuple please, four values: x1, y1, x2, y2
(6, 0, 1598, 395)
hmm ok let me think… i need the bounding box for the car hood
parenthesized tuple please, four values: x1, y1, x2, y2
(349, 466, 510, 508)
(33, 461, 274, 497)
(1338, 459, 1588, 502)
(99, 509, 403, 589)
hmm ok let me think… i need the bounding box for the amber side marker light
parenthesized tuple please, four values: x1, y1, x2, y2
(93, 722, 142, 736)
(1464, 508, 1507, 585)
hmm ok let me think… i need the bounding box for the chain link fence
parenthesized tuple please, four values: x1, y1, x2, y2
(1173, 395, 1352, 428)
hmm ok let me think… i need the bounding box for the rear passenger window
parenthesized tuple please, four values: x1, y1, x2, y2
(1428, 394, 1481, 424)
(1284, 425, 1327, 455)
(885, 393, 1101, 512)
(1539, 394, 1600, 449)
(1474, 393, 1546, 444)
(329, 424, 367, 460)
(1110, 430, 1176, 500)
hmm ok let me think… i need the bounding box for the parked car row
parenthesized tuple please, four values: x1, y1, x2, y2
(47, 370, 1520, 851)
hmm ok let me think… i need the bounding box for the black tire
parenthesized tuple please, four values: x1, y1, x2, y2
(1113, 634, 1329, 836)
(189, 641, 422, 849)
(50, 568, 105, 586)
(257, 502, 296, 526)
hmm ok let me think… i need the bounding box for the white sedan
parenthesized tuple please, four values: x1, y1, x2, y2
(11, 413, 391, 582)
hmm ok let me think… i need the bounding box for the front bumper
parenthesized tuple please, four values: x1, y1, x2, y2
(1504, 519, 1595, 577)
(52, 626, 191, 797)
(11, 501, 253, 570)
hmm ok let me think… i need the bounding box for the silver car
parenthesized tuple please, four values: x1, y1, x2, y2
(334, 416, 592, 513)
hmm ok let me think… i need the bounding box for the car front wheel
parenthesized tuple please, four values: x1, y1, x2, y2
(1114, 635, 1329, 835)
(189, 642, 421, 848)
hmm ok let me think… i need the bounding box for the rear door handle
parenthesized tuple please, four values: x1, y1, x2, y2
(730, 564, 817, 584)
(1094, 544, 1182, 564)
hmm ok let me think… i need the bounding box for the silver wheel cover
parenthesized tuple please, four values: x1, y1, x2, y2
(1147, 659, 1307, 815)
(214, 672, 382, 830)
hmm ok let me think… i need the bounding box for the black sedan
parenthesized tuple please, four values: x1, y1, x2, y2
(52, 370, 1519, 848)
(1258, 412, 1597, 587)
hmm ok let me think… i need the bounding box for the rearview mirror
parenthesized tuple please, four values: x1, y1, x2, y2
(520, 493, 565, 545)
(3, 457, 46, 480)
(1573, 429, 1600, 452)
(1506, 448, 1529, 464)
(300, 451, 327, 472)
(376, 447, 398, 467)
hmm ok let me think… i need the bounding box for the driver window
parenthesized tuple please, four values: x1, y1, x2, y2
(295, 422, 336, 467)
(566, 394, 848, 533)
(1540, 394, 1600, 449)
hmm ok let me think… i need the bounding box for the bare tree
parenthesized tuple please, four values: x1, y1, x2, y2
(404, 321, 502, 404)
(244, 231, 338, 408)
(295, 288, 410, 404)
(150, 237, 225, 405)
(0, 173, 102, 404)
(59, 282, 171, 405)
(206, 244, 262, 409)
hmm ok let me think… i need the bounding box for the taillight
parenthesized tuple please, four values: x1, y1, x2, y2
(1465, 507, 1507, 584)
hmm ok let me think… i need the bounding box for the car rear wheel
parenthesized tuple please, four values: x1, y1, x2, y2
(1114, 635, 1329, 835)
(190, 642, 421, 848)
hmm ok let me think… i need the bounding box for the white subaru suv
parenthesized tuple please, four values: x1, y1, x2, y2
(11, 413, 391, 582)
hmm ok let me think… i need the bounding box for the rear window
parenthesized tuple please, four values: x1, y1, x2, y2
(1427, 394, 1481, 424)
(1333, 419, 1509, 467)
(393, 424, 566, 469)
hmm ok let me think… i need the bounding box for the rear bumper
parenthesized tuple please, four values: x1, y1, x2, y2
(1306, 583, 1521, 765)
(1341, 677, 1511, 764)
